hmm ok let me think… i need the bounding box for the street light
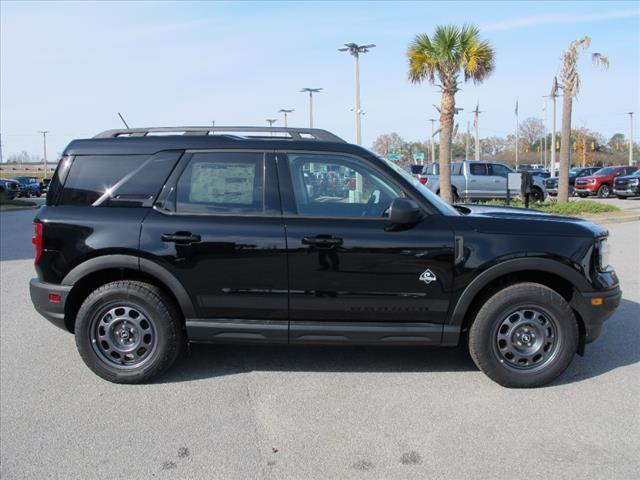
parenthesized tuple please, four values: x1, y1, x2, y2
(339, 42, 375, 145)
(279, 109, 294, 128)
(300, 88, 322, 128)
(266, 119, 277, 136)
(39, 130, 48, 177)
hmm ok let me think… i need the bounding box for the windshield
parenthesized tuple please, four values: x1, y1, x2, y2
(569, 168, 582, 177)
(382, 158, 459, 216)
(593, 167, 615, 176)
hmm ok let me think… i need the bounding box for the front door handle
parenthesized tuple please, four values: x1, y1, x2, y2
(302, 235, 343, 248)
(161, 232, 202, 244)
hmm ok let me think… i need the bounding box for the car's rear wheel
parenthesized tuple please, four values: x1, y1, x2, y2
(75, 280, 183, 384)
(597, 184, 611, 198)
(468, 283, 578, 388)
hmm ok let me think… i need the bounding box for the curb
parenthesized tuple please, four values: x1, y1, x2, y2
(583, 215, 640, 225)
(0, 205, 38, 212)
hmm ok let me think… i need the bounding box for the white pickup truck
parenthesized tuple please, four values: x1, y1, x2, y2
(420, 160, 546, 202)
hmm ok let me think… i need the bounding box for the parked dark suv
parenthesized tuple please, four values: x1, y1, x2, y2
(544, 167, 600, 196)
(30, 127, 621, 387)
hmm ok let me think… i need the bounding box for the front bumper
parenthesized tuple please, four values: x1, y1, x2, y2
(570, 285, 622, 344)
(613, 187, 640, 197)
(29, 278, 72, 332)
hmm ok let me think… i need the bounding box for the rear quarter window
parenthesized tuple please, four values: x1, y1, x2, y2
(57, 152, 181, 207)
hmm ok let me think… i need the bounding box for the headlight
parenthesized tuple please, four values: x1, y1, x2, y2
(597, 238, 610, 271)
(629, 178, 639, 186)
(588, 179, 597, 184)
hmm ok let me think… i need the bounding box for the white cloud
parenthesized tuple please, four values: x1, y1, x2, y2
(482, 8, 640, 32)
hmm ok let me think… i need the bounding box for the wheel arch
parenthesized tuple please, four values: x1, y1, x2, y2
(444, 258, 592, 349)
(62, 255, 195, 332)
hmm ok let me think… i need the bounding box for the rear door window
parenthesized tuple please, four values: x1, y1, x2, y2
(175, 152, 264, 214)
(469, 163, 489, 176)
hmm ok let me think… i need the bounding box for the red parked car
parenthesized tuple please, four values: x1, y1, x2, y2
(574, 165, 639, 198)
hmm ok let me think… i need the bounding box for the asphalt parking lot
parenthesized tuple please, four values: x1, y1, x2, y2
(1, 203, 638, 479)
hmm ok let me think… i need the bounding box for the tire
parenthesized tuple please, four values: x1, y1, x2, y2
(468, 283, 578, 388)
(530, 187, 544, 203)
(578, 193, 589, 198)
(75, 281, 184, 384)
(597, 184, 611, 198)
(436, 188, 459, 203)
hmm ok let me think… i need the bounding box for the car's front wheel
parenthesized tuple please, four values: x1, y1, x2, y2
(597, 184, 611, 198)
(468, 283, 578, 388)
(75, 281, 183, 384)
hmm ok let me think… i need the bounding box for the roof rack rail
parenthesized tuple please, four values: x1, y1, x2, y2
(93, 126, 346, 143)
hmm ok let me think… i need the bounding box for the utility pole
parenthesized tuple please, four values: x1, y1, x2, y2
(549, 77, 559, 177)
(279, 109, 294, 128)
(627, 112, 634, 166)
(339, 43, 375, 145)
(472, 102, 482, 161)
(39, 131, 48, 177)
(428, 118, 437, 164)
(0, 133, 3, 164)
(300, 88, 322, 128)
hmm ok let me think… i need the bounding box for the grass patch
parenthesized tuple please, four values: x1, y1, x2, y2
(482, 199, 620, 215)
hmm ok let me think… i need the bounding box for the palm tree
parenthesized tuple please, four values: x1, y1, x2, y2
(407, 24, 495, 203)
(558, 36, 608, 202)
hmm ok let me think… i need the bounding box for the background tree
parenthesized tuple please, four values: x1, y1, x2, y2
(607, 133, 626, 153)
(372, 132, 405, 157)
(407, 24, 495, 202)
(558, 36, 609, 201)
(518, 117, 545, 152)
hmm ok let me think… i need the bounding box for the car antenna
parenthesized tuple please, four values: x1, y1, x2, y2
(117, 112, 130, 129)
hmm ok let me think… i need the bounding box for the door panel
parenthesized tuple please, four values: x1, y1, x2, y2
(279, 151, 455, 325)
(285, 216, 454, 323)
(140, 151, 288, 321)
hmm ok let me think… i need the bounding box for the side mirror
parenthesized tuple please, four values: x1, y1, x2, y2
(388, 197, 421, 225)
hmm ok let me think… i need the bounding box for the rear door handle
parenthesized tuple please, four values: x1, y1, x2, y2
(161, 232, 201, 244)
(302, 235, 343, 247)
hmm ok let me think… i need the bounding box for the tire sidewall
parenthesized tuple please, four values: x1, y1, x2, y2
(75, 283, 179, 383)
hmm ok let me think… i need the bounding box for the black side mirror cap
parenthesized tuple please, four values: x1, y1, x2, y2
(388, 197, 422, 225)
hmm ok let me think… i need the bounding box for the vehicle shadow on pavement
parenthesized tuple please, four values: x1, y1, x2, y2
(157, 344, 477, 384)
(158, 298, 640, 386)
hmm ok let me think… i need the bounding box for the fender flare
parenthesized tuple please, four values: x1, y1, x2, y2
(448, 257, 592, 328)
(62, 254, 196, 317)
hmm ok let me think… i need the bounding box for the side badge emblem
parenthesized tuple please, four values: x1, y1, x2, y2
(419, 269, 437, 285)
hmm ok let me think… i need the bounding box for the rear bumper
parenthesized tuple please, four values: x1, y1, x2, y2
(570, 285, 622, 343)
(29, 278, 72, 332)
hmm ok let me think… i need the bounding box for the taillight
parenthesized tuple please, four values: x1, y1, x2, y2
(32, 221, 43, 265)
(419, 177, 428, 184)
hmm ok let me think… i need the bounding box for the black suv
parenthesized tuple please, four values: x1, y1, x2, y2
(30, 127, 621, 387)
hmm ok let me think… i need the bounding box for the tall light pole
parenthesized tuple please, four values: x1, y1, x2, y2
(39, 131, 48, 177)
(279, 109, 294, 128)
(465, 121, 470, 161)
(548, 77, 559, 177)
(300, 88, 322, 128)
(515, 99, 519, 168)
(266, 119, 277, 136)
(339, 42, 375, 145)
(428, 118, 437, 164)
(627, 112, 634, 166)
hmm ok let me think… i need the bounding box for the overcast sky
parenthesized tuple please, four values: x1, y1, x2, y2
(1, 0, 638, 160)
